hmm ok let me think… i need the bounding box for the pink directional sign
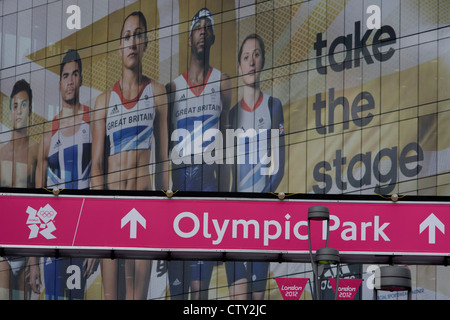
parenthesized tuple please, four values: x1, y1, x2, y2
(0, 194, 449, 259)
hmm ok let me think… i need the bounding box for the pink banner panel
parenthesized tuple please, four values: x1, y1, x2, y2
(275, 278, 308, 300)
(1, 195, 449, 257)
(329, 278, 363, 300)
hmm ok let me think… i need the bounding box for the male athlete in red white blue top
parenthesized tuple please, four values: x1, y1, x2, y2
(35, 50, 97, 300)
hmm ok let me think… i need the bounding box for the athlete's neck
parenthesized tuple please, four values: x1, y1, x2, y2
(121, 67, 145, 100)
(242, 85, 262, 111)
(61, 100, 82, 118)
(11, 127, 28, 142)
(188, 55, 211, 85)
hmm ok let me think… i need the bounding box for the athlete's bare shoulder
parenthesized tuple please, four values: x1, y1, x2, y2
(150, 78, 167, 96)
(220, 71, 231, 90)
(221, 71, 230, 81)
(0, 141, 11, 161)
(149, 79, 168, 111)
(93, 87, 113, 117)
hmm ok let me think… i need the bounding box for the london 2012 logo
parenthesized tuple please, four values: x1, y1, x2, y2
(26, 204, 58, 240)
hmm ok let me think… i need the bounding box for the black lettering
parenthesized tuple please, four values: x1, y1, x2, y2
(313, 93, 327, 134)
(314, 32, 328, 74)
(328, 88, 350, 133)
(314, 21, 396, 73)
(353, 21, 374, 67)
(313, 143, 423, 194)
(333, 149, 347, 191)
(399, 142, 423, 177)
(373, 147, 398, 194)
(373, 25, 396, 62)
(329, 34, 353, 72)
(351, 91, 375, 127)
(347, 152, 372, 188)
(313, 161, 332, 194)
(314, 89, 376, 135)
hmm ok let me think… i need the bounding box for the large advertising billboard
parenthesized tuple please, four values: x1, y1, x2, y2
(1, 0, 450, 302)
(0, 0, 449, 196)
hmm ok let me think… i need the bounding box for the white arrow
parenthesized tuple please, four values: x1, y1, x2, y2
(121, 208, 146, 239)
(420, 213, 445, 244)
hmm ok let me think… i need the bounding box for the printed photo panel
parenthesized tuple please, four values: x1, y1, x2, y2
(0, 0, 447, 195)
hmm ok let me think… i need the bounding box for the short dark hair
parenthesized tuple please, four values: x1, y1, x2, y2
(120, 11, 148, 43)
(10, 79, 32, 112)
(60, 49, 82, 77)
(238, 33, 266, 69)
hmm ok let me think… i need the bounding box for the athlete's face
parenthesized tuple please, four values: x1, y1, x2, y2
(120, 15, 147, 70)
(239, 38, 264, 86)
(60, 61, 81, 105)
(189, 18, 214, 56)
(10, 91, 30, 130)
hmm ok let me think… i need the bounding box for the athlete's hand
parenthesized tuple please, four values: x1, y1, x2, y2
(26, 262, 41, 294)
(83, 258, 99, 278)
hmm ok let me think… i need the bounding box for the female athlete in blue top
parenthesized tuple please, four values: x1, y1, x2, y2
(226, 33, 285, 300)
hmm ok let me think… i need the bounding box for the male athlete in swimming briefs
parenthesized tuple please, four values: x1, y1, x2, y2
(166, 8, 232, 300)
(0, 79, 38, 299)
(0, 79, 38, 189)
(91, 11, 169, 299)
(32, 49, 98, 299)
(225, 34, 285, 300)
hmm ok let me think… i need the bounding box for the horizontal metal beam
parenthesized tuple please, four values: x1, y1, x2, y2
(1, 246, 449, 266)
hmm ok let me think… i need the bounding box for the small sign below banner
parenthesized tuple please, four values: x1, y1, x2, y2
(329, 278, 363, 300)
(275, 277, 309, 300)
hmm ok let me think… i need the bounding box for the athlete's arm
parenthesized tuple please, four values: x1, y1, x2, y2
(219, 73, 233, 192)
(226, 105, 238, 192)
(262, 97, 285, 193)
(220, 73, 232, 128)
(153, 81, 169, 190)
(91, 92, 108, 190)
(35, 125, 51, 188)
(28, 141, 39, 188)
(26, 257, 41, 294)
(83, 258, 99, 279)
(165, 81, 176, 146)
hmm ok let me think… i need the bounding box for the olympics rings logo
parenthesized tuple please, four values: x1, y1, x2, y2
(36, 204, 57, 224)
(40, 211, 54, 218)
